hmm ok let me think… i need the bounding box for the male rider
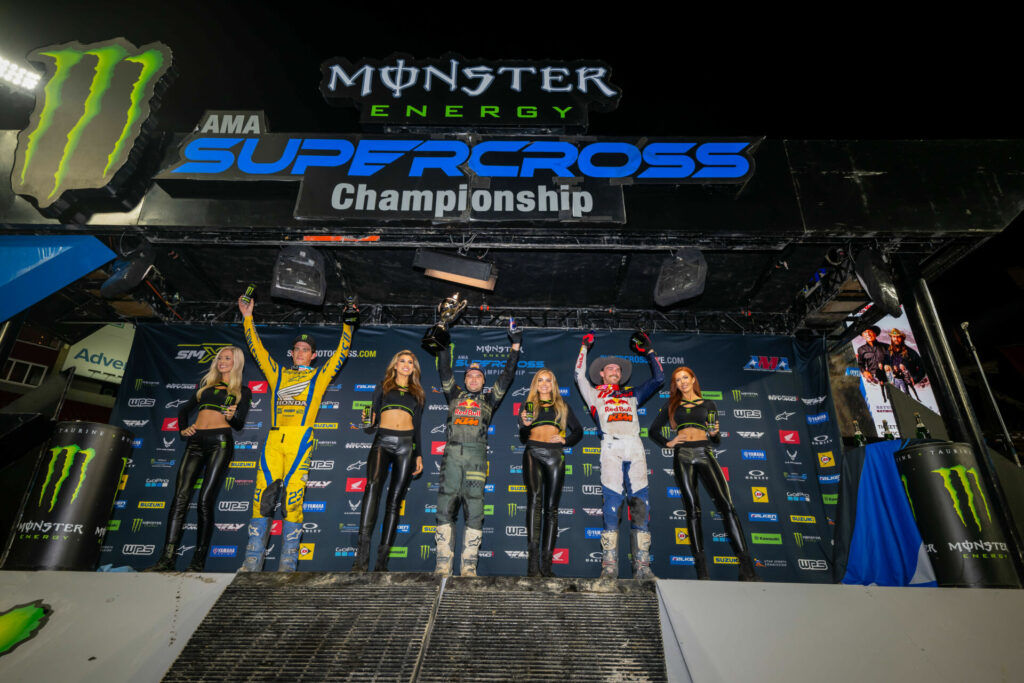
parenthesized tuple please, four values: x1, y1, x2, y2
(433, 323, 521, 576)
(575, 330, 664, 579)
(237, 296, 358, 572)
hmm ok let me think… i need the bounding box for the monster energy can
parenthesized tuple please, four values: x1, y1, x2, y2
(5, 422, 132, 570)
(894, 441, 1019, 587)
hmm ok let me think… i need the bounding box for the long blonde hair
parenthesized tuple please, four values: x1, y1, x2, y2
(197, 346, 244, 402)
(526, 369, 567, 430)
(381, 350, 425, 405)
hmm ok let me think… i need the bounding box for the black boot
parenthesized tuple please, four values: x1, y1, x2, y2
(540, 513, 558, 577)
(738, 555, 762, 581)
(527, 544, 541, 577)
(693, 551, 710, 580)
(374, 544, 391, 572)
(187, 546, 208, 572)
(351, 532, 371, 573)
(144, 543, 177, 572)
(723, 507, 762, 581)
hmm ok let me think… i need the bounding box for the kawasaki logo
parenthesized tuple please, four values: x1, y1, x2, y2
(12, 38, 174, 216)
(38, 444, 97, 511)
(930, 465, 992, 532)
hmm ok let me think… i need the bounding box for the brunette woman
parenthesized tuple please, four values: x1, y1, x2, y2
(147, 346, 251, 571)
(517, 369, 583, 576)
(649, 366, 759, 581)
(352, 349, 425, 572)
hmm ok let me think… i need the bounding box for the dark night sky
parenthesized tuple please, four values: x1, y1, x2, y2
(2, 4, 1022, 425)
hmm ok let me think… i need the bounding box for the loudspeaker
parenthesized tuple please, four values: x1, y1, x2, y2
(271, 246, 326, 306)
(854, 249, 901, 317)
(654, 249, 707, 306)
(100, 243, 155, 299)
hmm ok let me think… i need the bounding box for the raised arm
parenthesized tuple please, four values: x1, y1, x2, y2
(574, 332, 598, 411)
(632, 349, 665, 406)
(240, 299, 278, 379)
(488, 344, 520, 408)
(437, 343, 458, 403)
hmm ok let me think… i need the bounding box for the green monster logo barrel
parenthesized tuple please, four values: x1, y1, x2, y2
(895, 441, 1019, 587)
(5, 422, 132, 570)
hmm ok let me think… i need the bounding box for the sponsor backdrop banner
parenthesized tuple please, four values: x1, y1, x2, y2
(104, 324, 840, 582)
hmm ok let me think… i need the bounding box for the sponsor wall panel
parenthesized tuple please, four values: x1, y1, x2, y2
(104, 324, 837, 582)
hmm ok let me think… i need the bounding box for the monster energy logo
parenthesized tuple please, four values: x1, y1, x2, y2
(132, 518, 143, 532)
(583, 463, 593, 476)
(134, 378, 143, 390)
(508, 503, 519, 517)
(12, 38, 173, 212)
(224, 477, 236, 491)
(38, 444, 96, 512)
(420, 545, 431, 560)
(793, 532, 803, 547)
(732, 390, 742, 401)
(931, 466, 992, 532)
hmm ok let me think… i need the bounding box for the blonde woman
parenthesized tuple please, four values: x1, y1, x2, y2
(517, 369, 582, 576)
(352, 350, 425, 572)
(147, 346, 251, 572)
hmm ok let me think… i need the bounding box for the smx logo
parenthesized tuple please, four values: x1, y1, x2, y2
(12, 39, 174, 214)
(175, 343, 231, 363)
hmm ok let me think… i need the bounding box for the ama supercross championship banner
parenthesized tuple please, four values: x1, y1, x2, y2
(104, 324, 840, 582)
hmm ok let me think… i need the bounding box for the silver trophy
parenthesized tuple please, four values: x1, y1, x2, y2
(421, 293, 468, 354)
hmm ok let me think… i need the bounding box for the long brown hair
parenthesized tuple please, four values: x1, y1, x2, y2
(197, 346, 244, 402)
(667, 366, 702, 429)
(525, 369, 568, 430)
(380, 350, 425, 405)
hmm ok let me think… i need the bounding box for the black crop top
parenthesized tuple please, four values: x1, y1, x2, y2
(365, 385, 424, 456)
(648, 398, 719, 448)
(177, 383, 252, 432)
(517, 400, 584, 447)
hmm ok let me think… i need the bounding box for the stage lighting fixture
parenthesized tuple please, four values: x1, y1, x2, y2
(100, 243, 155, 299)
(653, 248, 707, 306)
(272, 246, 327, 306)
(413, 249, 498, 290)
(854, 248, 901, 318)
(0, 55, 40, 93)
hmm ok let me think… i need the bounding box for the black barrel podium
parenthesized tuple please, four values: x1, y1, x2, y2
(5, 421, 132, 571)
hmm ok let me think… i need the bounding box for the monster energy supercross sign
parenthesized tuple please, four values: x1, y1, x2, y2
(5, 422, 132, 571)
(894, 441, 1019, 588)
(10, 38, 174, 220)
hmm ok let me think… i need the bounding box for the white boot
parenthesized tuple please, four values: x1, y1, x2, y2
(434, 523, 454, 576)
(600, 530, 618, 579)
(460, 527, 483, 577)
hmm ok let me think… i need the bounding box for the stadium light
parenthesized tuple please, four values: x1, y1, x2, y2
(0, 54, 41, 93)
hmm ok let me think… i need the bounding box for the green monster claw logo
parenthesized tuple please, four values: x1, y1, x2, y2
(38, 444, 96, 512)
(932, 465, 992, 532)
(11, 38, 173, 213)
(420, 545, 431, 560)
(901, 474, 916, 519)
(0, 601, 51, 657)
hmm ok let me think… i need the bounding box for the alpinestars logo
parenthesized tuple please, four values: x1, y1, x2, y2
(12, 39, 174, 215)
(37, 444, 96, 511)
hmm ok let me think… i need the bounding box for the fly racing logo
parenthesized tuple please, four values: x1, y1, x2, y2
(13, 39, 174, 215)
(582, 507, 602, 516)
(736, 431, 764, 439)
(37, 444, 97, 512)
(214, 523, 246, 532)
(775, 411, 796, 422)
(802, 396, 827, 406)
(122, 420, 148, 428)
(929, 465, 992, 532)
(505, 550, 529, 559)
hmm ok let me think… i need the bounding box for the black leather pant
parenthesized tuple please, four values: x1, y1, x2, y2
(164, 428, 233, 549)
(359, 430, 416, 547)
(523, 443, 565, 557)
(673, 444, 751, 561)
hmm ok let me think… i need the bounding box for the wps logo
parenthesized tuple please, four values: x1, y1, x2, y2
(733, 409, 761, 419)
(122, 544, 155, 556)
(345, 478, 367, 492)
(128, 398, 155, 408)
(36, 444, 97, 511)
(218, 501, 249, 512)
(582, 485, 602, 495)
(930, 465, 992, 532)
(12, 39, 174, 214)
(506, 526, 527, 536)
